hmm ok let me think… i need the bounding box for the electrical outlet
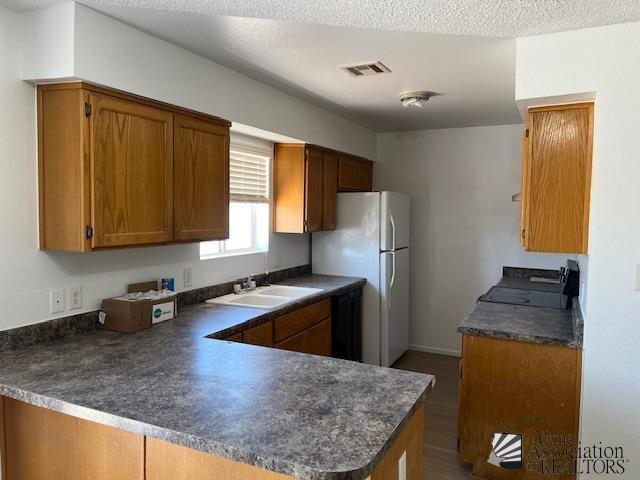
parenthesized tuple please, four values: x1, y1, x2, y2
(184, 267, 193, 288)
(398, 450, 406, 480)
(49, 288, 65, 314)
(69, 286, 82, 310)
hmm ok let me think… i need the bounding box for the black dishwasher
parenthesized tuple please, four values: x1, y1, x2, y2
(331, 288, 362, 362)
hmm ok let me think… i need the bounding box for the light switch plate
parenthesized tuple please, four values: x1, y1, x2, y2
(635, 265, 640, 291)
(50, 288, 65, 314)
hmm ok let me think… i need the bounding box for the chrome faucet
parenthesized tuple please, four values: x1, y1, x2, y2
(233, 274, 257, 294)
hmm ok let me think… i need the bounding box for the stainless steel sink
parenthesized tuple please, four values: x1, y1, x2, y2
(206, 285, 324, 310)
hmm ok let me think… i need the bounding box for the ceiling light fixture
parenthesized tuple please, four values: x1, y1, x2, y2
(400, 91, 435, 108)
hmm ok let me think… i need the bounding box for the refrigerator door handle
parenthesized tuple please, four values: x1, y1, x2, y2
(388, 251, 396, 311)
(389, 211, 397, 251)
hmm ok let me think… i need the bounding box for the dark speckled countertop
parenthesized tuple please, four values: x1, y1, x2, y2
(458, 268, 583, 348)
(0, 274, 434, 480)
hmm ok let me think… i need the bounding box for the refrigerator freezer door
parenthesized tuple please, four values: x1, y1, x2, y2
(380, 192, 410, 251)
(380, 248, 410, 367)
(312, 192, 382, 365)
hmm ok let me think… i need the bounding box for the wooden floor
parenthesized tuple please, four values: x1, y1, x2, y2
(392, 351, 473, 480)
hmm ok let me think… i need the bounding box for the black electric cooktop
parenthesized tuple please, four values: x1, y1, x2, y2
(481, 286, 567, 309)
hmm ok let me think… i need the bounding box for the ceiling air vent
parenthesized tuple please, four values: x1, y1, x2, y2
(341, 61, 391, 77)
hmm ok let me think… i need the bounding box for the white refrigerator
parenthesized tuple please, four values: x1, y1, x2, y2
(312, 191, 410, 367)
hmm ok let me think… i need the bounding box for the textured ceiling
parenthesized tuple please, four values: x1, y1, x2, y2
(2, 0, 640, 37)
(74, 4, 522, 131)
(3, 0, 638, 131)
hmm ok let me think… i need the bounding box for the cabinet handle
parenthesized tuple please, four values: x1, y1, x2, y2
(521, 228, 526, 238)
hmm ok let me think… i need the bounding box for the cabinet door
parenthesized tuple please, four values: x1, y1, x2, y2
(242, 321, 273, 347)
(174, 115, 229, 241)
(146, 437, 293, 480)
(90, 93, 173, 248)
(355, 160, 373, 191)
(520, 120, 531, 249)
(4, 397, 144, 480)
(304, 147, 324, 232)
(275, 330, 306, 353)
(524, 103, 593, 254)
(337, 156, 358, 191)
(322, 152, 338, 230)
(458, 335, 581, 480)
(303, 317, 332, 357)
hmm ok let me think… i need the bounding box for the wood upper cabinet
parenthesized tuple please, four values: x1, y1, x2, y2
(322, 151, 338, 230)
(37, 82, 230, 251)
(273, 144, 326, 233)
(337, 155, 373, 192)
(174, 115, 229, 241)
(90, 93, 174, 248)
(521, 103, 594, 254)
(304, 147, 324, 232)
(273, 144, 372, 233)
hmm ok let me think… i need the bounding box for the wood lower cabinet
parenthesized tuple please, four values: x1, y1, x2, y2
(301, 317, 332, 356)
(521, 103, 593, 254)
(274, 329, 306, 353)
(224, 298, 333, 357)
(275, 316, 331, 357)
(458, 335, 582, 480)
(274, 298, 331, 342)
(173, 115, 229, 241)
(2, 398, 144, 480)
(37, 82, 230, 251)
(146, 437, 293, 480)
(242, 321, 274, 347)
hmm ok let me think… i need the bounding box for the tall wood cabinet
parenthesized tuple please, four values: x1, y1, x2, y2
(520, 103, 593, 254)
(273, 144, 373, 233)
(37, 82, 230, 251)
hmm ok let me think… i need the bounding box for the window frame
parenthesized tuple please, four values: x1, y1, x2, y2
(200, 136, 272, 260)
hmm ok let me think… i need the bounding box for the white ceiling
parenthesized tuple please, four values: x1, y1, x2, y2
(71, 3, 524, 131)
(4, 0, 640, 37)
(3, 0, 639, 131)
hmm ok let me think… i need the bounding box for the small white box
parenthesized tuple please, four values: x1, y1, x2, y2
(151, 301, 176, 324)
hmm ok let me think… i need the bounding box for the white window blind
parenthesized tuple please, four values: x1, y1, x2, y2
(229, 149, 269, 203)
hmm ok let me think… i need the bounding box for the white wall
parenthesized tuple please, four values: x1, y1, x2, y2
(0, 3, 377, 331)
(517, 21, 640, 477)
(376, 125, 569, 355)
(21, 2, 376, 160)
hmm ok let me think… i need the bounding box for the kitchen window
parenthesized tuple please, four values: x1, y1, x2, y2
(200, 146, 270, 259)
